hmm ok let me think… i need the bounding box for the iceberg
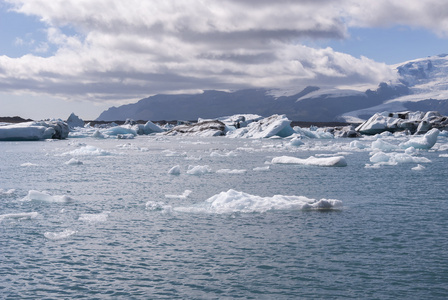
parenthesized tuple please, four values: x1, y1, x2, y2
(369, 151, 431, 165)
(271, 155, 347, 167)
(227, 114, 294, 138)
(356, 111, 448, 135)
(186, 165, 212, 175)
(66, 113, 85, 128)
(63, 145, 112, 156)
(168, 165, 181, 175)
(21, 190, 74, 203)
(216, 169, 247, 174)
(165, 120, 226, 137)
(399, 128, 439, 150)
(165, 190, 192, 199)
(0, 120, 69, 141)
(174, 189, 342, 214)
(44, 229, 77, 240)
(0, 212, 39, 221)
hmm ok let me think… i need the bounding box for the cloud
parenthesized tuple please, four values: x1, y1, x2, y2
(2, 0, 444, 104)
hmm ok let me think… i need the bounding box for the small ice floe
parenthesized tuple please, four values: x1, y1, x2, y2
(174, 189, 342, 214)
(412, 164, 426, 171)
(210, 150, 238, 157)
(271, 155, 347, 167)
(165, 190, 192, 199)
(253, 166, 270, 171)
(289, 137, 304, 147)
(216, 169, 247, 174)
(371, 138, 397, 151)
(439, 154, 448, 158)
(20, 162, 38, 167)
(78, 211, 110, 222)
(186, 165, 212, 175)
(163, 150, 187, 157)
(21, 190, 74, 203)
(349, 140, 367, 149)
(168, 165, 181, 175)
(399, 128, 439, 150)
(44, 229, 77, 240)
(0, 189, 15, 196)
(369, 151, 431, 165)
(145, 201, 173, 213)
(65, 158, 83, 165)
(62, 145, 112, 156)
(0, 212, 39, 221)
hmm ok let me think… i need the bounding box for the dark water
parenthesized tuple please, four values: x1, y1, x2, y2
(1, 136, 448, 299)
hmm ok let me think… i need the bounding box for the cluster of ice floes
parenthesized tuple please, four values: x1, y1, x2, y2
(357, 111, 448, 135)
(174, 189, 342, 214)
(0, 120, 69, 141)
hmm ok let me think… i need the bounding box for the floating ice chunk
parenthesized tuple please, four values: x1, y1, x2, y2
(187, 165, 212, 175)
(0, 189, 15, 196)
(65, 158, 83, 165)
(210, 150, 238, 157)
(349, 140, 367, 149)
(412, 164, 426, 171)
(364, 164, 381, 169)
(0, 212, 38, 221)
(227, 114, 294, 138)
(145, 201, 166, 211)
(165, 190, 192, 199)
(79, 211, 109, 222)
(22, 190, 74, 203)
(117, 133, 135, 139)
(145, 201, 173, 214)
(369, 151, 431, 164)
(371, 139, 397, 151)
(20, 162, 38, 167)
(405, 147, 417, 155)
(271, 155, 347, 167)
(253, 166, 270, 171)
(216, 169, 247, 174)
(289, 137, 304, 147)
(168, 165, 181, 175)
(175, 189, 342, 214)
(101, 125, 137, 137)
(163, 150, 187, 157)
(92, 130, 105, 138)
(439, 154, 448, 158)
(63, 145, 112, 156)
(399, 128, 439, 150)
(44, 229, 77, 240)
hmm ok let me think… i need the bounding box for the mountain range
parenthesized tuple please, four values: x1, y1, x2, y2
(96, 54, 448, 122)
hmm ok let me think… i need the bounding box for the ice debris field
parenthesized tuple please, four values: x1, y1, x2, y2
(2, 111, 448, 299)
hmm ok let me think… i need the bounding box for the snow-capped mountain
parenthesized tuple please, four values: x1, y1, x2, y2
(96, 54, 448, 122)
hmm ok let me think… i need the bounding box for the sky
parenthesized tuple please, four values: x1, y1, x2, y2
(0, 0, 448, 120)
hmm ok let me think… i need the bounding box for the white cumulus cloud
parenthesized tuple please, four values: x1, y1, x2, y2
(0, 0, 446, 104)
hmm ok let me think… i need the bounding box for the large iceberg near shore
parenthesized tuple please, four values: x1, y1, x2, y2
(0, 120, 69, 141)
(227, 114, 295, 138)
(356, 111, 448, 135)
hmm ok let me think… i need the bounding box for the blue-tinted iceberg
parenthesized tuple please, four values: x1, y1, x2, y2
(0, 120, 69, 141)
